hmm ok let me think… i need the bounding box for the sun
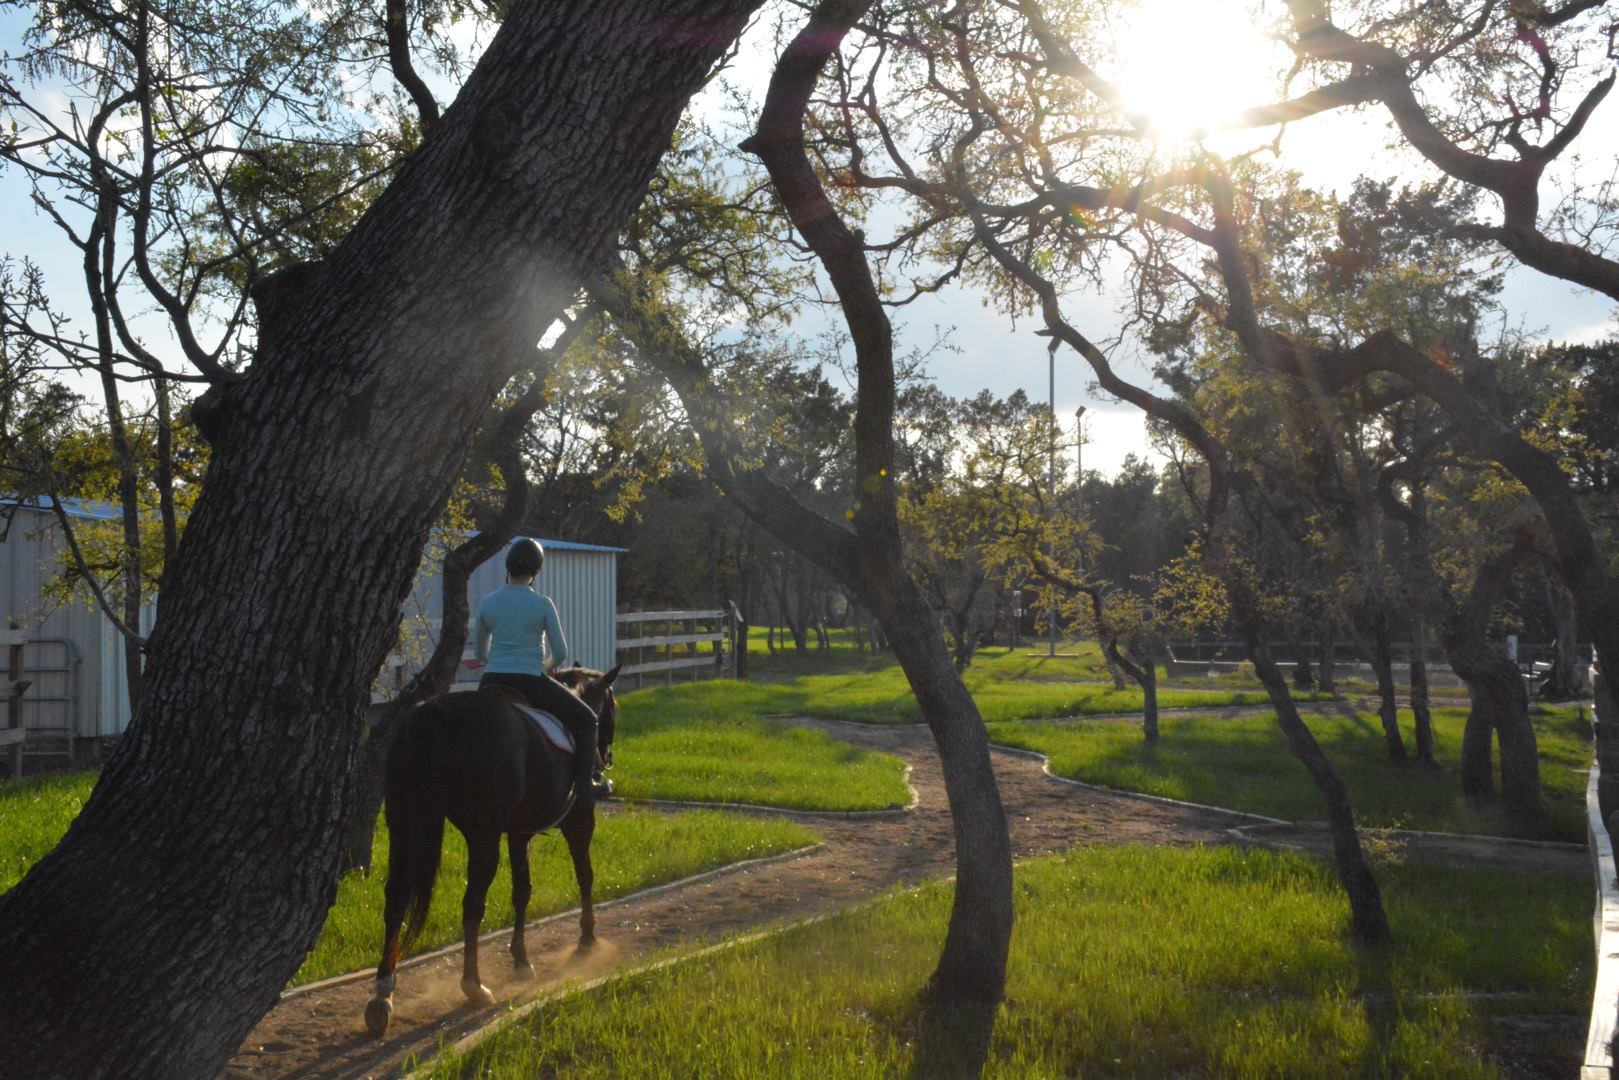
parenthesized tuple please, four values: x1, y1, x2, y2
(1107, 0, 1286, 144)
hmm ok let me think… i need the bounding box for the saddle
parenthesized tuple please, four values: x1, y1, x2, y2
(513, 703, 575, 755)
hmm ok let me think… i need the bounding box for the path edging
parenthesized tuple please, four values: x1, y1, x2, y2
(280, 842, 823, 1000)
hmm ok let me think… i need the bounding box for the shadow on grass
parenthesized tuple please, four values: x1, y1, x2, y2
(1355, 942, 1400, 1079)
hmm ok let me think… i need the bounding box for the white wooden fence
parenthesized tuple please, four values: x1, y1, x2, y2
(1586, 663, 1619, 1078)
(616, 609, 741, 689)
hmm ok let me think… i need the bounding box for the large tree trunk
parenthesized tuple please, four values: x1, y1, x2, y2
(0, 4, 760, 1077)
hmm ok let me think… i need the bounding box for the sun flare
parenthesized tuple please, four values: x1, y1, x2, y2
(1108, 0, 1285, 144)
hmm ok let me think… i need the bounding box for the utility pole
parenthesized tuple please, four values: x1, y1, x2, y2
(1075, 405, 1087, 522)
(1047, 344, 1057, 658)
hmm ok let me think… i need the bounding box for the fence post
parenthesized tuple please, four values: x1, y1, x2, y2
(730, 601, 747, 681)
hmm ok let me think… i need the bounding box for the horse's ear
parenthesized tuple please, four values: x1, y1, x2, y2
(600, 663, 621, 688)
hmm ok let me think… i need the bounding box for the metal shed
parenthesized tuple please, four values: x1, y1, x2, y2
(0, 500, 156, 761)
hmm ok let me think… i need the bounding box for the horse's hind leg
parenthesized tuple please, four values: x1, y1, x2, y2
(365, 867, 411, 1036)
(460, 830, 501, 1006)
(560, 805, 597, 946)
(507, 831, 535, 978)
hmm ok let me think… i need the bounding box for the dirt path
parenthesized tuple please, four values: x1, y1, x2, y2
(224, 717, 1588, 1080)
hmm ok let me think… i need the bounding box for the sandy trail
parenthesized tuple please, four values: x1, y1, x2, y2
(224, 717, 1586, 1080)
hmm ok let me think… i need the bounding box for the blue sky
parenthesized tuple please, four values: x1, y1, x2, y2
(4, 4, 1614, 480)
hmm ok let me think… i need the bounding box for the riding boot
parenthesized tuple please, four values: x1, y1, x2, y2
(571, 722, 597, 810)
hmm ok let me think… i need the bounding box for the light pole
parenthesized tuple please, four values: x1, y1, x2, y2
(1075, 405, 1087, 522)
(1047, 345, 1057, 658)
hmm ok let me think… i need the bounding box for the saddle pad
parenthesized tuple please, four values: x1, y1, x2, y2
(514, 704, 574, 754)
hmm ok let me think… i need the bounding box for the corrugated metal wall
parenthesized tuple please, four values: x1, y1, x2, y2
(0, 506, 116, 744)
(462, 548, 619, 671)
(407, 538, 622, 684)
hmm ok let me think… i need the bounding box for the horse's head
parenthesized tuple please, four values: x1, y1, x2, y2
(555, 663, 621, 772)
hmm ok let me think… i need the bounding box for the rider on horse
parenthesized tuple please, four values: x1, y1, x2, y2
(472, 538, 600, 809)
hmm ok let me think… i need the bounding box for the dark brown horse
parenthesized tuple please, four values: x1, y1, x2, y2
(364, 664, 619, 1036)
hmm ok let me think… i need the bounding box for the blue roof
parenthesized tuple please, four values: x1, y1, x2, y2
(510, 535, 628, 556)
(0, 496, 123, 522)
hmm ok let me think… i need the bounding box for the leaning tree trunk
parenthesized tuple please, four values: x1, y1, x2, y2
(343, 408, 548, 874)
(0, 4, 761, 1077)
(738, 0, 1012, 1019)
(1243, 626, 1391, 942)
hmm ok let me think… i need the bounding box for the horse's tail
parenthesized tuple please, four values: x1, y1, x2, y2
(383, 701, 449, 950)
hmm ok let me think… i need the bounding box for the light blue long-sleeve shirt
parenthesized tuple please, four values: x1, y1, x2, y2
(475, 584, 568, 676)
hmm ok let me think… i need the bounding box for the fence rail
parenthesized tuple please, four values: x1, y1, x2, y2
(615, 608, 743, 689)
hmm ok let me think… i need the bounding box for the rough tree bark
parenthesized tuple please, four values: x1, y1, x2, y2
(0, 4, 761, 1077)
(341, 319, 579, 875)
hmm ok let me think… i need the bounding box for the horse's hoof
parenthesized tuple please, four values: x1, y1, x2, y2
(514, 959, 536, 980)
(461, 978, 495, 1007)
(577, 935, 596, 951)
(364, 997, 393, 1037)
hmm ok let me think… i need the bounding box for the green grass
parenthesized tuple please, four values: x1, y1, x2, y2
(0, 770, 816, 987)
(716, 645, 1331, 726)
(0, 770, 95, 894)
(299, 807, 815, 985)
(989, 705, 1591, 842)
(424, 844, 1591, 1079)
(614, 682, 910, 809)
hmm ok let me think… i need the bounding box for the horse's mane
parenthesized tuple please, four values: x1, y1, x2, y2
(551, 665, 606, 691)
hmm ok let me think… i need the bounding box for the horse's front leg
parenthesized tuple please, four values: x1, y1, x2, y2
(560, 803, 598, 946)
(507, 831, 535, 978)
(460, 831, 501, 1006)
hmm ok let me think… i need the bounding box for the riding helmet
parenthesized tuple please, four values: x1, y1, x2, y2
(506, 537, 544, 579)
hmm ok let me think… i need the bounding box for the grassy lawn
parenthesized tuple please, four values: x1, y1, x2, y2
(424, 844, 1591, 1079)
(723, 643, 1329, 726)
(0, 771, 92, 894)
(613, 683, 911, 810)
(988, 705, 1591, 843)
(0, 773, 817, 986)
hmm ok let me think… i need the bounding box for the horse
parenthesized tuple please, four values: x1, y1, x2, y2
(363, 663, 620, 1037)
